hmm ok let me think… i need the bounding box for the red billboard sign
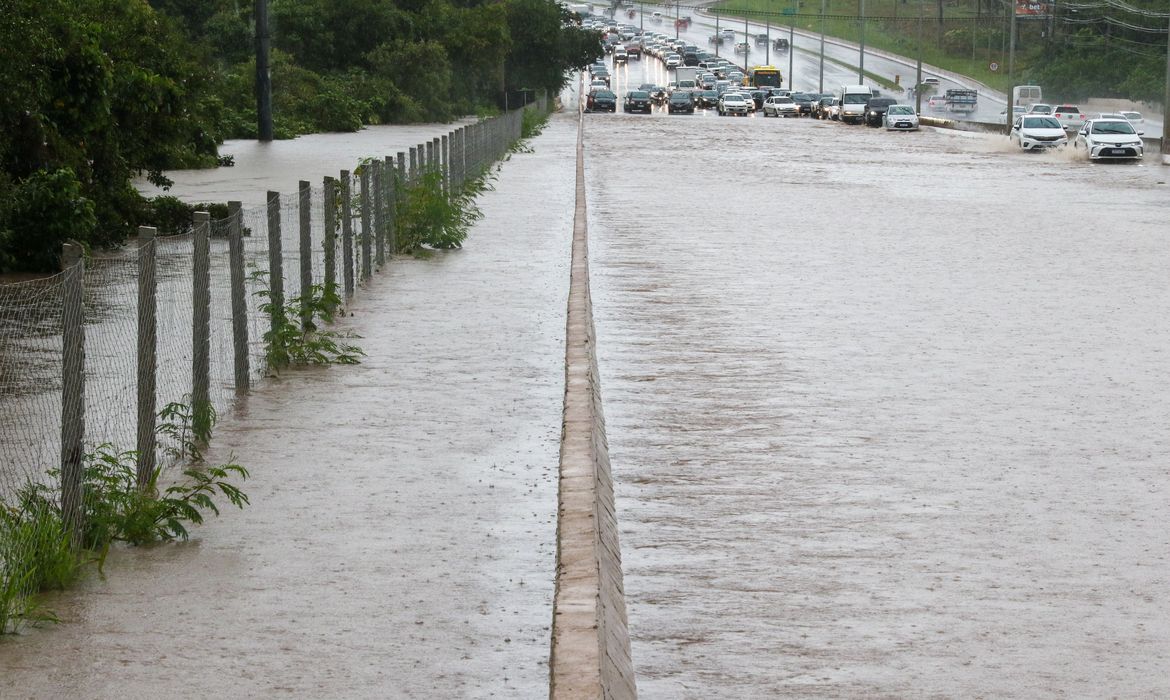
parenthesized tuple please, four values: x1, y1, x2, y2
(1016, 0, 1051, 16)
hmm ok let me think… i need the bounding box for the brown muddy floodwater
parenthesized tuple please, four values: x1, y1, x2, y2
(583, 113, 1170, 698)
(1, 115, 578, 698)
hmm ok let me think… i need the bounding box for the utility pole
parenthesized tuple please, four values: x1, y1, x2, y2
(716, 10, 721, 57)
(766, 21, 771, 65)
(675, 0, 680, 39)
(255, 0, 273, 142)
(859, 0, 866, 83)
(789, 23, 795, 89)
(915, 0, 923, 114)
(819, 0, 826, 92)
(1008, 0, 1017, 79)
(1163, 7, 1170, 164)
(640, 2, 644, 34)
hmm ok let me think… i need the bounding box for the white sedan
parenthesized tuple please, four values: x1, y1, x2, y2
(762, 95, 799, 117)
(1073, 118, 1145, 161)
(1009, 115, 1068, 151)
(883, 104, 919, 131)
(718, 93, 750, 116)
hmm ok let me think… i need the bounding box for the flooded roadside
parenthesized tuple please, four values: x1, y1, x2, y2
(1, 113, 578, 697)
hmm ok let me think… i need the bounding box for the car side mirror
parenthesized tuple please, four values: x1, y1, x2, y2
(1138, 130, 1145, 136)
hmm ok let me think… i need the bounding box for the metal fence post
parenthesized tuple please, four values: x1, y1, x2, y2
(228, 201, 250, 391)
(340, 171, 354, 300)
(192, 211, 212, 440)
(323, 178, 337, 301)
(360, 167, 372, 282)
(384, 156, 397, 256)
(373, 161, 385, 268)
(60, 242, 85, 548)
(441, 134, 450, 194)
(136, 227, 157, 489)
(298, 180, 313, 328)
(267, 191, 285, 341)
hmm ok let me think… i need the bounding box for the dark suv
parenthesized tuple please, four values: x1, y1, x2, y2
(587, 89, 617, 112)
(623, 90, 653, 114)
(864, 97, 898, 127)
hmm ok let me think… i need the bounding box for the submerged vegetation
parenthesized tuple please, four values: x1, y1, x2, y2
(1, 401, 249, 634)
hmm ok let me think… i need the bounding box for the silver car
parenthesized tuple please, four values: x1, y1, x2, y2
(883, 104, 920, 131)
(762, 95, 799, 118)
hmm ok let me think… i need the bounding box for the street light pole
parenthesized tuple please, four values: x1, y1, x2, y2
(716, 10, 721, 57)
(915, 0, 923, 114)
(675, 0, 680, 39)
(766, 21, 771, 65)
(744, 14, 749, 72)
(819, 0, 826, 92)
(859, 0, 866, 83)
(789, 22, 795, 89)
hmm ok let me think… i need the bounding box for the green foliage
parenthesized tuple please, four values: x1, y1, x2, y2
(396, 171, 484, 253)
(1, 0, 581, 271)
(71, 444, 249, 552)
(0, 398, 249, 632)
(158, 398, 217, 463)
(0, 168, 96, 272)
(521, 108, 551, 140)
(252, 275, 364, 371)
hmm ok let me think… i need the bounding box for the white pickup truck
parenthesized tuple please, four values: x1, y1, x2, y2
(1051, 104, 1087, 132)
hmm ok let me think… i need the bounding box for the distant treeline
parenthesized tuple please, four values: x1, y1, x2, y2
(0, 0, 603, 272)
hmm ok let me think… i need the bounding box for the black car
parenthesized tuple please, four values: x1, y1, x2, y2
(864, 97, 898, 126)
(749, 89, 770, 110)
(813, 96, 836, 120)
(790, 92, 815, 116)
(694, 89, 720, 109)
(668, 91, 696, 114)
(588, 89, 617, 112)
(624, 90, 653, 113)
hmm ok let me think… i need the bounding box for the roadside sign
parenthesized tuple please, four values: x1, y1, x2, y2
(989, 61, 999, 72)
(782, 7, 796, 15)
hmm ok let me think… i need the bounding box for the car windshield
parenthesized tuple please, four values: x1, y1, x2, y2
(670, 94, 690, 101)
(843, 94, 869, 104)
(724, 95, 743, 102)
(1121, 111, 1142, 120)
(1023, 117, 1060, 128)
(628, 91, 649, 98)
(596, 91, 615, 98)
(1091, 121, 1136, 135)
(887, 106, 914, 115)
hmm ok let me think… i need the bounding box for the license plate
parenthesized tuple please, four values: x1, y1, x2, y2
(1108, 148, 1127, 156)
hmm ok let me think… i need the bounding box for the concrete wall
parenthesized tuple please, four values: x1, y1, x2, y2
(548, 96, 637, 700)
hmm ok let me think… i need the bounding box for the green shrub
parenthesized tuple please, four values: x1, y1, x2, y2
(0, 168, 97, 273)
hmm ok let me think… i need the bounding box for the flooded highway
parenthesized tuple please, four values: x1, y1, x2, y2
(583, 111, 1170, 697)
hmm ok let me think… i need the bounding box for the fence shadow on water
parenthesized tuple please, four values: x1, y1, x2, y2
(0, 99, 546, 590)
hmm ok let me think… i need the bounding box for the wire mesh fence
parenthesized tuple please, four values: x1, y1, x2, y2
(0, 99, 542, 630)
